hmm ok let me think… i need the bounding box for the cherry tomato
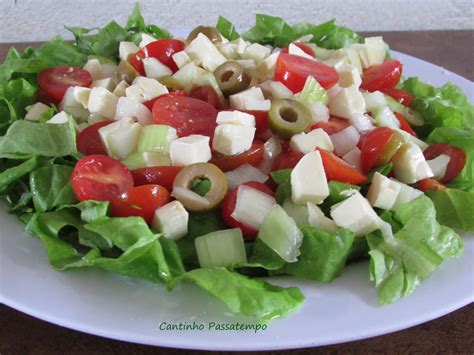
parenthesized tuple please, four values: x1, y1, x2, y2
(272, 151, 304, 171)
(129, 39, 185, 75)
(36, 88, 58, 105)
(424, 143, 467, 183)
(418, 178, 447, 191)
(280, 42, 316, 57)
(71, 155, 134, 202)
(110, 184, 170, 224)
(360, 127, 396, 173)
(394, 112, 417, 136)
(316, 148, 367, 185)
(131, 166, 183, 191)
(210, 140, 265, 172)
(382, 88, 414, 106)
(274, 53, 339, 93)
(189, 85, 220, 108)
(76, 121, 113, 156)
(143, 90, 187, 111)
(152, 96, 218, 137)
(310, 116, 350, 135)
(221, 181, 275, 238)
(38, 66, 92, 102)
(360, 59, 402, 92)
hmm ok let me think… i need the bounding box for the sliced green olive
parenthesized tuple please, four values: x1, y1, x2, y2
(159, 75, 185, 91)
(172, 163, 228, 212)
(214, 61, 251, 96)
(116, 60, 139, 84)
(187, 26, 222, 43)
(268, 99, 312, 139)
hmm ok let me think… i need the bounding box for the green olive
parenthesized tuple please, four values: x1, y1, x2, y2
(116, 60, 139, 84)
(214, 61, 251, 96)
(187, 26, 222, 43)
(268, 99, 312, 139)
(159, 76, 185, 91)
(172, 163, 228, 212)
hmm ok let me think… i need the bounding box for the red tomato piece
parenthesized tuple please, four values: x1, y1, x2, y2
(129, 39, 185, 75)
(360, 59, 403, 92)
(152, 96, 218, 137)
(77, 121, 113, 156)
(131, 166, 183, 191)
(360, 127, 395, 173)
(317, 148, 367, 185)
(418, 178, 447, 191)
(310, 116, 351, 135)
(272, 151, 304, 171)
(210, 140, 265, 172)
(221, 181, 275, 238)
(110, 184, 170, 224)
(36, 88, 58, 105)
(394, 112, 417, 136)
(280, 42, 316, 57)
(423, 143, 467, 183)
(274, 53, 339, 93)
(382, 88, 414, 106)
(71, 155, 134, 202)
(189, 85, 220, 108)
(38, 66, 92, 102)
(143, 90, 187, 110)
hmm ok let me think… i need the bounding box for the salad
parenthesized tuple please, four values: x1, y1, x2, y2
(0, 4, 472, 322)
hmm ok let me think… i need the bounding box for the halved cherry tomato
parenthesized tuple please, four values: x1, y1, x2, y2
(129, 39, 185, 75)
(316, 148, 367, 185)
(110, 184, 170, 224)
(210, 140, 265, 172)
(38, 66, 92, 102)
(274, 53, 339, 93)
(360, 127, 396, 173)
(424, 143, 466, 183)
(189, 85, 220, 108)
(131, 166, 183, 191)
(152, 96, 218, 137)
(310, 116, 350, 135)
(361, 59, 402, 92)
(143, 90, 187, 110)
(280, 42, 316, 57)
(36, 88, 58, 105)
(272, 151, 304, 171)
(221, 181, 275, 238)
(382, 88, 414, 106)
(71, 155, 134, 202)
(418, 178, 447, 191)
(77, 121, 113, 156)
(394, 112, 417, 136)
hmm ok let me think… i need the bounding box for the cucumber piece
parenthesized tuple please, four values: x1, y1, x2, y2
(137, 125, 177, 154)
(282, 198, 309, 227)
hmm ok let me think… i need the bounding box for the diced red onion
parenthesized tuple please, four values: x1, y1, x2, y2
(330, 126, 360, 157)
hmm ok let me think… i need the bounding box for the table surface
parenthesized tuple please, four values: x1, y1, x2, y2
(0, 30, 473, 354)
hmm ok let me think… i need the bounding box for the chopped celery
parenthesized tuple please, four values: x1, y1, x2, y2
(282, 198, 309, 227)
(143, 152, 171, 167)
(121, 151, 146, 170)
(385, 95, 424, 126)
(137, 125, 177, 154)
(296, 76, 329, 105)
(384, 94, 405, 113)
(372, 106, 399, 128)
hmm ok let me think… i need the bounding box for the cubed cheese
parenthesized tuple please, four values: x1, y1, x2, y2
(229, 87, 271, 111)
(259, 80, 293, 100)
(363, 37, 389, 68)
(152, 201, 189, 240)
(143, 57, 172, 79)
(230, 38, 250, 55)
(185, 33, 227, 71)
(132, 76, 169, 101)
(342, 148, 361, 171)
(113, 80, 129, 97)
(171, 51, 192, 69)
(363, 91, 386, 111)
(47, 111, 70, 124)
(88, 87, 118, 119)
(330, 192, 380, 236)
(327, 84, 343, 100)
(216, 41, 239, 60)
(91, 78, 116, 92)
(216, 110, 255, 127)
(426, 154, 451, 179)
(337, 64, 362, 88)
(115, 97, 152, 125)
(119, 41, 139, 61)
(255, 52, 279, 79)
(139, 33, 157, 48)
(88, 113, 109, 125)
(25, 102, 50, 121)
(125, 84, 145, 103)
(307, 102, 330, 123)
(83, 59, 103, 81)
(236, 59, 256, 70)
(323, 56, 349, 72)
(367, 172, 401, 210)
(392, 142, 434, 184)
(307, 202, 338, 233)
(98, 117, 141, 159)
(329, 85, 366, 119)
(289, 128, 333, 154)
(101, 63, 118, 79)
(334, 47, 363, 73)
(59, 87, 89, 120)
(73, 87, 91, 109)
(390, 179, 424, 211)
(169, 135, 211, 166)
(291, 150, 329, 205)
(288, 43, 314, 60)
(213, 124, 256, 155)
(242, 43, 271, 63)
(350, 113, 374, 132)
(231, 184, 276, 230)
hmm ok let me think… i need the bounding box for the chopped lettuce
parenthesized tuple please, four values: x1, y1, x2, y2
(0, 156, 38, 193)
(216, 16, 240, 40)
(425, 189, 474, 231)
(270, 168, 292, 204)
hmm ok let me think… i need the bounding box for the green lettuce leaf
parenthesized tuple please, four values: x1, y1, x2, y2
(216, 16, 240, 40)
(246, 238, 286, 270)
(270, 169, 292, 204)
(425, 189, 474, 231)
(302, 19, 364, 49)
(0, 156, 38, 192)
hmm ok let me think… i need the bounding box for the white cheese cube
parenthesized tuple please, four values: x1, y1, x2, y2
(88, 113, 109, 125)
(308, 102, 330, 123)
(342, 147, 361, 171)
(329, 85, 366, 119)
(113, 80, 129, 97)
(143, 57, 172, 79)
(216, 41, 239, 60)
(330, 192, 380, 236)
(259, 80, 293, 100)
(139, 33, 157, 48)
(25, 102, 50, 121)
(242, 43, 271, 63)
(91, 78, 116, 92)
(392, 142, 434, 184)
(47, 111, 70, 124)
(185, 33, 227, 72)
(367, 172, 401, 210)
(225, 164, 268, 189)
(115, 97, 152, 125)
(76, 122, 88, 132)
(426, 154, 450, 180)
(236, 59, 256, 70)
(73, 87, 91, 109)
(171, 51, 192, 69)
(390, 179, 424, 211)
(327, 84, 343, 100)
(231, 38, 250, 55)
(132, 76, 169, 101)
(288, 43, 314, 60)
(350, 113, 374, 133)
(59, 87, 89, 120)
(98, 117, 141, 159)
(169, 135, 211, 166)
(363, 91, 386, 111)
(101, 63, 118, 80)
(231, 185, 276, 230)
(334, 47, 363, 73)
(364, 37, 389, 67)
(83, 59, 103, 81)
(291, 150, 329, 205)
(213, 124, 256, 156)
(307, 202, 338, 233)
(337, 64, 362, 88)
(119, 41, 139, 61)
(323, 56, 350, 72)
(290, 128, 334, 154)
(229, 87, 268, 111)
(125, 84, 145, 103)
(216, 110, 255, 127)
(255, 52, 279, 79)
(152, 201, 189, 240)
(88, 87, 118, 119)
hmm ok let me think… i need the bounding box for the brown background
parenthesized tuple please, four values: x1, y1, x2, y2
(0, 30, 473, 354)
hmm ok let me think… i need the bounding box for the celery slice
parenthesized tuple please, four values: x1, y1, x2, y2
(137, 125, 177, 154)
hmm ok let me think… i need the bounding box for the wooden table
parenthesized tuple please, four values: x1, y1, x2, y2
(1, 30, 473, 354)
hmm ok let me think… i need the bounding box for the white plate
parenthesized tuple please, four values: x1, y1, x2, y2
(1, 50, 473, 351)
